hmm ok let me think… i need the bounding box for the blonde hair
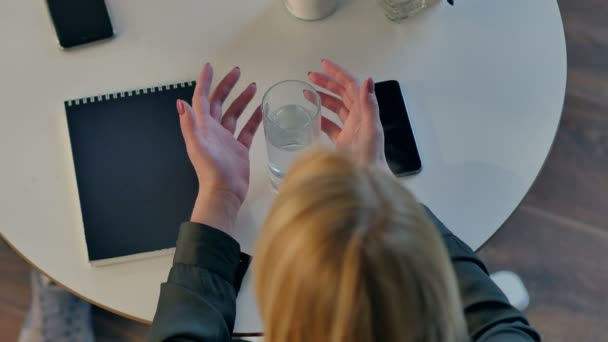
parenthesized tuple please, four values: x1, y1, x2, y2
(253, 149, 468, 342)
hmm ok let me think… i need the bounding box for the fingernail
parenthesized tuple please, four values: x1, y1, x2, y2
(176, 100, 184, 115)
(235, 66, 240, 71)
(251, 82, 256, 87)
(367, 78, 375, 94)
(308, 71, 312, 76)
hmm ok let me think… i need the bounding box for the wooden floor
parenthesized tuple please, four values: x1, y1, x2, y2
(1, 0, 606, 341)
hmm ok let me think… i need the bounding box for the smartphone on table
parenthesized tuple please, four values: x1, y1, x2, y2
(46, 0, 114, 48)
(374, 80, 422, 176)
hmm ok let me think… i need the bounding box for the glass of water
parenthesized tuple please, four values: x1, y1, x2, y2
(380, 0, 440, 21)
(262, 80, 321, 190)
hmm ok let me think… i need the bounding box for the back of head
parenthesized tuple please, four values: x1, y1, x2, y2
(253, 149, 468, 342)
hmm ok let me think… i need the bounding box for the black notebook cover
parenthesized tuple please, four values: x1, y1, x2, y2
(65, 82, 198, 265)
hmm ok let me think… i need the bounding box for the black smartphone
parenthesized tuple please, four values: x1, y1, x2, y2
(375, 80, 422, 176)
(46, 0, 114, 48)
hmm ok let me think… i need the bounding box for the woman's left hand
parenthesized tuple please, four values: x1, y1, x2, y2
(177, 63, 262, 236)
(308, 59, 389, 172)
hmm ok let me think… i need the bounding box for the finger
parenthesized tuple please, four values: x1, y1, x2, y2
(308, 72, 351, 103)
(237, 106, 263, 149)
(302, 88, 320, 109)
(192, 63, 213, 121)
(321, 59, 360, 96)
(209, 67, 241, 120)
(305, 88, 350, 123)
(318, 91, 350, 122)
(308, 72, 355, 109)
(321, 116, 342, 141)
(176, 99, 197, 149)
(360, 77, 380, 123)
(221, 82, 257, 134)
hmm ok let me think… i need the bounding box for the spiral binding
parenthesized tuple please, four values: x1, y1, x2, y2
(64, 81, 196, 107)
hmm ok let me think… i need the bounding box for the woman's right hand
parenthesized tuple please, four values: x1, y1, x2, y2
(178, 63, 262, 236)
(308, 59, 390, 172)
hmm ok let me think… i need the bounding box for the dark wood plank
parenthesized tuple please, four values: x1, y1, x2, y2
(558, 1, 608, 76)
(525, 90, 608, 230)
(478, 205, 608, 341)
(0, 238, 30, 342)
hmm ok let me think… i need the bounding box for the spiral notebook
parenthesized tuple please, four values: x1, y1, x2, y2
(65, 81, 198, 266)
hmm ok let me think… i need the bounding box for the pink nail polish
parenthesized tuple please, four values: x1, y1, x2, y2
(176, 100, 184, 115)
(367, 78, 375, 94)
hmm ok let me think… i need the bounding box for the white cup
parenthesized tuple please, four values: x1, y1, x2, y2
(284, 0, 338, 20)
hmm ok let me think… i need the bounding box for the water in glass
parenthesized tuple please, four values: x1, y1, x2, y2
(265, 104, 319, 189)
(380, 0, 440, 21)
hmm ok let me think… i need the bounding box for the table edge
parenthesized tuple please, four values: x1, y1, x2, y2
(0, 2, 568, 335)
(0, 231, 264, 336)
(478, 1, 568, 251)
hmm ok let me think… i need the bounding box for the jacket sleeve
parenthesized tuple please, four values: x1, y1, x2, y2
(148, 222, 250, 342)
(422, 206, 541, 342)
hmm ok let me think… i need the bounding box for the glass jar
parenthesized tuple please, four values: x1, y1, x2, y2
(284, 0, 338, 21)
(380, 0, 440, 21)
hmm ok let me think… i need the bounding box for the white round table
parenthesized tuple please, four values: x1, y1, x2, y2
(0, 0, 566, 335)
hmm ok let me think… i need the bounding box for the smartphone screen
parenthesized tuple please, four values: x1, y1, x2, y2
(375, 80, 422, 176)
(46, 0, 114, 48)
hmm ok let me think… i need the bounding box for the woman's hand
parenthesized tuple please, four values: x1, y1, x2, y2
(308, 59, 390, 172)
(177, 63, 262, 236)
